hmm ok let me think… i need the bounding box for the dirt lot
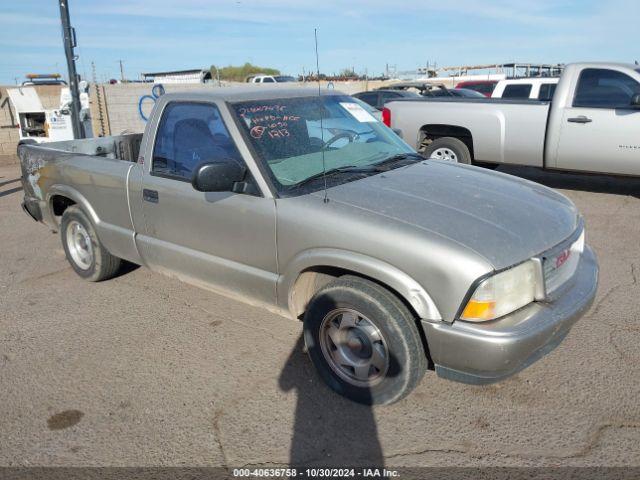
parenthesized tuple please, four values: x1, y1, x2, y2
(1, 163, 639, 468)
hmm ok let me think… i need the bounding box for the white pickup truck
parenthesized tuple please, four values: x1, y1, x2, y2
(383, 62, 640, 176)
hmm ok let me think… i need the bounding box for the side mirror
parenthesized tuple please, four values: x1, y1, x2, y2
(192, 161, 246, 192)
(631, 94, 640, 108)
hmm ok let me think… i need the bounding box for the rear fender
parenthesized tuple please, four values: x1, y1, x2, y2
(46, 184, 100, 227)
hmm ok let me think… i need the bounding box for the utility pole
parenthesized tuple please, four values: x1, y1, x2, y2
(58, 0, 83, 139)
(119, 60, 125, 82)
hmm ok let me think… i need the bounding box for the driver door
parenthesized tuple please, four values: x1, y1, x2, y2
(554, 67, 640, 175)
(137, 101, 278, 306)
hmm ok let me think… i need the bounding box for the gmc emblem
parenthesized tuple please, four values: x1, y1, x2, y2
(555, 250, 571, 269)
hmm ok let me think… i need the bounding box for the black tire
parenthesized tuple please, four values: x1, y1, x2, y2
(60, 205, 122, 281)
(303, 275, 427, 405)
(422, 137, 472, 164)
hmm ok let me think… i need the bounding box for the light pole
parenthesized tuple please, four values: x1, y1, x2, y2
(58, 0, 83, 139)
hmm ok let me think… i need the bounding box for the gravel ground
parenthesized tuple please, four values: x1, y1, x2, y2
(0, 163, 639, 468)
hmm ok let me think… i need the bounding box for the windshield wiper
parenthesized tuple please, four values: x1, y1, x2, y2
(293, 165, 378, 188)
(371, 152, 424, 170)
(291, 153, 424, 190)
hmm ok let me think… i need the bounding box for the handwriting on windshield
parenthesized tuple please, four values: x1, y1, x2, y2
(239, 104, 301, 140)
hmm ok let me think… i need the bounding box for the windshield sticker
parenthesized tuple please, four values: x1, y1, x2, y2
(339, 102, 378, 123)
(238, 104, 302, 140)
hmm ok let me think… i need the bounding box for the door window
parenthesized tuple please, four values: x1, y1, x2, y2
(152, 102, 242, 180)
(573, 68, 640, 109)
(502, 84, 532, 99)
(469, 83, 496, 96)
(538, 83, 557, 101)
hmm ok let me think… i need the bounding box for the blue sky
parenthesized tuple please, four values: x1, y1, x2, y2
(1, 0, 638, 84)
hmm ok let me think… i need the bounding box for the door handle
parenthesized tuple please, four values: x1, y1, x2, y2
(143, 189, 159, 203)
(567, 115, 592, 124)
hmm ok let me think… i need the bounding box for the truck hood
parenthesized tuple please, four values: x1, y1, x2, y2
(314, 161, 579, 270)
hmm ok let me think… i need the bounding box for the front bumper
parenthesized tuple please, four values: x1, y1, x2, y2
(421, 245, 598, 384)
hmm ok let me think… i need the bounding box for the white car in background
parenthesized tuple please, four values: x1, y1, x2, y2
(247, 74, 297, 84)
(492, 77, 559, 100)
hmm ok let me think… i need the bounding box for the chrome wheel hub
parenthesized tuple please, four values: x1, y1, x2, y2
(430, 147, 458, 162)
(66, 221, 93, 270)
(319, 308, 390, 387)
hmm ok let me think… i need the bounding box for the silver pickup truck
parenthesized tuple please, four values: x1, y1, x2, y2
(19, 87, 598, 404)
(384, 62, 640, 176)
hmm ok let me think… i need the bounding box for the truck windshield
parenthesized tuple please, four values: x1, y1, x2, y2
(231, 95, 415, 193)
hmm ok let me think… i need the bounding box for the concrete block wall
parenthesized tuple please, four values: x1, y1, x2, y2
(0, 86, 22, 166)
(102, 82, 212, 135)
(0, 87, 20, 166)
(101, 79, 388, 135)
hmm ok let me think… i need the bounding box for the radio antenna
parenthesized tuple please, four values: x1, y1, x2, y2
(314, 28, 329, 204)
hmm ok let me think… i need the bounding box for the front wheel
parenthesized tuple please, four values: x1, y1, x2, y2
(422, 137, 472, 164)
(303, 276, 427, 405)
(60, 206, 122, 281)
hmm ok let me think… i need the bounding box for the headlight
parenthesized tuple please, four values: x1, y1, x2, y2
(460, 259, 539, 322)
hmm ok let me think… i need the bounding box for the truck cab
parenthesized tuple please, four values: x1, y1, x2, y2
(18, 87, 599, 405)
(546, 63, 640, 175)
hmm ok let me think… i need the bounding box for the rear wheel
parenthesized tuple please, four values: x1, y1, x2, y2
(422, 137, 472, 164)
(303, 276, 427, 405)
(60, 206, 122, 281)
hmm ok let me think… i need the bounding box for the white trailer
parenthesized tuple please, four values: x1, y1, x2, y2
(7, 83, 92, 145)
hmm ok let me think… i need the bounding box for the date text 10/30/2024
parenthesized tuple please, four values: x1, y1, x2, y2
(233, 468, 400, 478)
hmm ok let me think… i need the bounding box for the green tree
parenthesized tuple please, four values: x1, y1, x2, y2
(210, 62, 281, 82)
(339, 68, 357, 78)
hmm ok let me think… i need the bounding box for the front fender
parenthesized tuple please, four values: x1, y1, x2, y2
(279, 248, 442, 321)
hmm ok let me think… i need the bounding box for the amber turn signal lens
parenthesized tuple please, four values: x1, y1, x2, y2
(461, 300, 496, 321)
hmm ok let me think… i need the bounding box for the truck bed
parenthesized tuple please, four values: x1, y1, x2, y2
(18, 134, 143, 253)
(387, 97, 550, 167)
(20, 133, 143, 168)
(391, 97, 550, 106)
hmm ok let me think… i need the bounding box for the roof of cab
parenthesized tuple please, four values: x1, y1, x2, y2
(158, 86, 345, 103)
(567, 61, 639, 69)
